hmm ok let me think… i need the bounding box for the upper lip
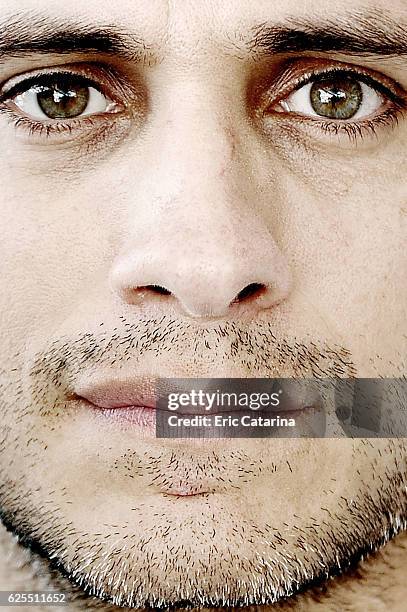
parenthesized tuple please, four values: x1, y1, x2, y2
(75, 377, 158, 409)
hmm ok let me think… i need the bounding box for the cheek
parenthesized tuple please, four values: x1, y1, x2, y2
(261, 137, 407, 364)
(262, 119, 407, 200)
(0, 169, 114, 353)
(248, 118, 406, 336)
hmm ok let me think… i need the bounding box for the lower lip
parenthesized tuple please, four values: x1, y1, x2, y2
(91, 405, 157, 427)
(85, 402, 322, 442)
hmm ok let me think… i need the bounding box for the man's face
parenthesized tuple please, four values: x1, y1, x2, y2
(0, 0, 406, 608)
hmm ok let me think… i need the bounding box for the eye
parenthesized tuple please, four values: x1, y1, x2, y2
(279, 73, 383, 121)
(9, 73, 116, 120)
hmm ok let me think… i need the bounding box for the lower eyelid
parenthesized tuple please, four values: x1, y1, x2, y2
(0, 99, 134, 148)
(258, 100, 403, 148)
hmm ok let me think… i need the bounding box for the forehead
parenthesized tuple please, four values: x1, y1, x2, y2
(1, 0, 406, 51)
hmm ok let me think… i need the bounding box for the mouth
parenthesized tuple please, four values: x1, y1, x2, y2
(73, 375, 324, 439)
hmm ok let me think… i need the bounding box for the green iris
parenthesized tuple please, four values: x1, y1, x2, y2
(36, 79, 90, 119)
(310, 76, 363, 120)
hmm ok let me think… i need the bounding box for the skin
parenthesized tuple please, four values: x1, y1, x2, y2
(0, 0, 406, 610)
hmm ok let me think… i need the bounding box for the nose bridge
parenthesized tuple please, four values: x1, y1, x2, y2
(152, 79, 243, 204)
(125, 81, 260, 256)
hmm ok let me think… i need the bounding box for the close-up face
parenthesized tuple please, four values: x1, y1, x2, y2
(0, 0, 406, 609)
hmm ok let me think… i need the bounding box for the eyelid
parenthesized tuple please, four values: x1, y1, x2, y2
(2, 73, 100, 102)
(261, 60, 406, 113)
(293, 68, 398, 101)
(0, 64, 128, 107)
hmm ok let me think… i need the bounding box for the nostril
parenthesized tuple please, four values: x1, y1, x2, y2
(144, 284, 172, 296)
(233, 283, 266, 304)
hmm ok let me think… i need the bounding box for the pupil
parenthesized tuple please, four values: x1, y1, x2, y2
(37, 81, 89, 119)
(310, 76, 363, 120)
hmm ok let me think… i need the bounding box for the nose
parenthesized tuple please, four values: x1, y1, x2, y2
(111, 230, 291, 318)
(109, 94, 292, 319)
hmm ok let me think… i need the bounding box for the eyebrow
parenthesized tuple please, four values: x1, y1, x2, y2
(1, 9, 407, 68)
(0, 13, 152, 64)
(250, 10, 407, 57)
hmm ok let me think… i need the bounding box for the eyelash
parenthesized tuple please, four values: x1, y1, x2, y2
(319, 109, 401, 141)
(266, 66, 406, 141)
(0, 107, 101, 138)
